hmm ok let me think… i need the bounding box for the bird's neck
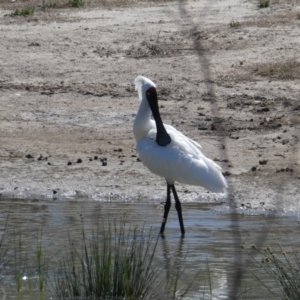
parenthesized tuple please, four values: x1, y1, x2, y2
(153, 113, 171, 146)
(147, 98, 171, 147)
(133, 99, 152, 141)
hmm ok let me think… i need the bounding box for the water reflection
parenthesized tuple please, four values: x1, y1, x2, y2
(0, 198, 299, 299)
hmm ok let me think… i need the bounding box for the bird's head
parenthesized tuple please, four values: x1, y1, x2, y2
(134, 75, 171, 146)
(134, 75, 157, 103)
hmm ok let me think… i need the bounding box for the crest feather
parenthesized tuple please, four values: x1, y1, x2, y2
(134, 76, 156, 101)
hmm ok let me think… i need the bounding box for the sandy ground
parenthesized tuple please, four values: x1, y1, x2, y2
(0, 0, 299, 213)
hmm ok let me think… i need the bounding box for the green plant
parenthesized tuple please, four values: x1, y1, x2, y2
(258, 0, 269, 8)
(205, 260, 213, 299)
(12, 227, 50, 293)
(42, 1, 57, 9)
(36, 230, 47, 291)
(244, 243, 300, 299)
(11, 7, 35, 16)
(230, 20, 240, 28)
(69, 0, 85, 7)
(52, 218, 161, 299)
(0, 203, 11, 282)
(254, 59, 300, 80)
(13, 230, 27, 292)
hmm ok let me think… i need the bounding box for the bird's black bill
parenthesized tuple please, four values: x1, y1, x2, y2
(155, 121, 171, 146)
(146, 87, 171, 147)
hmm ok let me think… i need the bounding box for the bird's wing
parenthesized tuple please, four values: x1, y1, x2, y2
(147, 122, 203, 158)
(165, 124, 219, 164)
(149, 120, 201, 149)
(164, 123, 202, 148)
(147, 122, 221, 170)
(137, 128, 226, 192)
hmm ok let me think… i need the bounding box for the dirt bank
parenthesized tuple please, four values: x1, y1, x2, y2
(0, 0, 299, 213)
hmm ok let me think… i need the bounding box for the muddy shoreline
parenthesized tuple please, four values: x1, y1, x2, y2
(0, 0, 299, 213)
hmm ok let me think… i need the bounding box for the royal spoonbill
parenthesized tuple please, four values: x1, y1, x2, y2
(133, 76, 227, 236)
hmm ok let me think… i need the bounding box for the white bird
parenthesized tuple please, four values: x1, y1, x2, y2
(133, 75, 227, 236)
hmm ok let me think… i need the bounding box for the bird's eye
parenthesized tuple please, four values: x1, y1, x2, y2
(146, 92, 150, 96)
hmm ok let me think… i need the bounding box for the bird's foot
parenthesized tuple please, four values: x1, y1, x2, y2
(160, 232, 165, 238)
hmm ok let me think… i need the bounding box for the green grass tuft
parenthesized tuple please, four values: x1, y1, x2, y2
(69, 0, 85, 7)
(245, 242, 300, 299)
(52, 218, 161, 299)
(254, 59, 300, 80)
(230, 20, 240, 28)
(36, 230, 47, 291)
(258, 0, 269, 8)
(11, 7, 35, 16)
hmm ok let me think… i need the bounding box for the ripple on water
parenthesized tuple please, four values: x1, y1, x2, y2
(0, 198, 298, 299)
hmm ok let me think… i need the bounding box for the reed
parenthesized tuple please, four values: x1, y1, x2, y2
(52, 218, 161, 299)
(0, 202, 10, 283)
(245, 243, 300, 299)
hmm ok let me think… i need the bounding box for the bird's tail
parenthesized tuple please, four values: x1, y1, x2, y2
(202, 158, 228, 193)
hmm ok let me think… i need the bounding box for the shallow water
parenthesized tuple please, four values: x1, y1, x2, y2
(0, 198, 299, 299)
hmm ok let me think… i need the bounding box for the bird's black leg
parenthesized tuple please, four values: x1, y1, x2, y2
(160, 183, 171, 236)
(170, 184, 185, 237)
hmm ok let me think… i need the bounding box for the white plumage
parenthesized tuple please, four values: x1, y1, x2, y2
(133, 75, 227, 192)
(133, 75, 227, 235)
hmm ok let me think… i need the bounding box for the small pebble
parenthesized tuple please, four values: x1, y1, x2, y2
(77, 158, 82, 163)
(53, 190, 57, 194)
(102, 161, 107, 166)
(94, 156, 98, 160)
(251, 166, 257, 171)
(67, 161, 72, 166)
(257, 107, 269, 112)
(26, 154, 33, 159)
(282, 139, 289, 145)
